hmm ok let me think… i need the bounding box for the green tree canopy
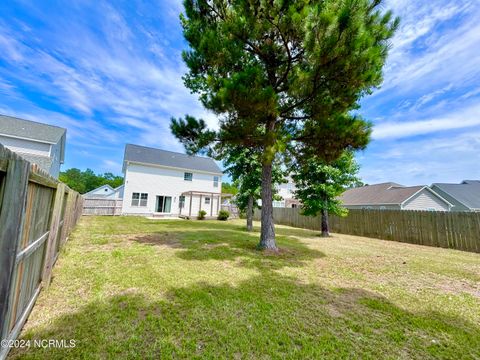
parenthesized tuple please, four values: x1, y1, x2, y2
(60, 168, 123, 194)
(221, 182, 239, 195)
(292, 150, 360, 221)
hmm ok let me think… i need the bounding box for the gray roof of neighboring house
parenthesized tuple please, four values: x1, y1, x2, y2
(0, 114, 66, 163)
(0, 114, 66, 143)
(431, 180, 480, 210)
(339, 182, 426, 206)
(123, 144, 222, 174)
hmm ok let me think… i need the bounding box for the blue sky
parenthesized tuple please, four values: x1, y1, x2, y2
(0, 0, 479, 185)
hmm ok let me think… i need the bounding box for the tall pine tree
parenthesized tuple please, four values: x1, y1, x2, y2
(174, 0, 398, 250)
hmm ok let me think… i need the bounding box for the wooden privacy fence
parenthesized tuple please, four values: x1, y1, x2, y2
(0, 144, 83, 360)
(254, 208, 480, 253)
(82, 198, 123, 215)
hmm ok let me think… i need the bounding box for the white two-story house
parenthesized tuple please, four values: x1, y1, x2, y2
(275, 177, 300, 208)
(122, 144, 223, 218)
(0, 115, 66, 178)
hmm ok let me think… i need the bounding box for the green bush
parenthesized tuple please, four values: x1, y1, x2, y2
(198, 210, 207, 220)
(217, 210, 230, 221)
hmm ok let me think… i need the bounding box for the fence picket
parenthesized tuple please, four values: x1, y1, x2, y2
(0, 144, 83, 360)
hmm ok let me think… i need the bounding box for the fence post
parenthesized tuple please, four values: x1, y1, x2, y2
(42, 183, 65, 287)
(0, 156, 30, 343)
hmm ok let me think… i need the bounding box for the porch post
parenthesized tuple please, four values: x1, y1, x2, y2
(189, 192, 193, 217)
(217, 194, 221, 214)
(179, 194, 182, 216)
(199, 194, 202, 212)
(210, 192, 214, 216)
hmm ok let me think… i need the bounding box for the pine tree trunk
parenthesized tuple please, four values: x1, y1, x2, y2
(321, 209, 330, 237)
(246, 194, 254, 232)
(258, 161, 277, 250)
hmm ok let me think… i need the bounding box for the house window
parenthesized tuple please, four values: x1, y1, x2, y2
(184, 172, 193, 181)
(179, 195, 185, 209)
(291, 204, 297, 208)
(131, 192, 148, 207)
(205, 197, 211, 205)
(156, 196, 172, 213)
(213, 176, 219, 187)
(273, 200, 285, 208)
(131, 193, 139, 206)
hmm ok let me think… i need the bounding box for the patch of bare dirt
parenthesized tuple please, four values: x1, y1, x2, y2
(130, 233, 182, 248)
(436, 280, 480, 298)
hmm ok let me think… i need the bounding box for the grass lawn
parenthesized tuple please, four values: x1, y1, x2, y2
(10, 216, 480, 359)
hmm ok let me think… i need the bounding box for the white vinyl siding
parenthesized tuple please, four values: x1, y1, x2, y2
(122, 163, 222, 216)
(0, 135, 51, 156)
(402, 190, 450, 211)
(0, 134, 64, 178)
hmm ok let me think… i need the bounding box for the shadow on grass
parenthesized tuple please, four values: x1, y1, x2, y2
(130, 223, 325, 271)
(11, 272, 480, 359)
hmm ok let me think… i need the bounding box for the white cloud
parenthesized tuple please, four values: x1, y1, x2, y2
(373, 103, 480, 140)
(359, 130, 480, 185)
(0, 4, 216, 153)
(102, 159, 122, 173)
(371, 0, 480, 104)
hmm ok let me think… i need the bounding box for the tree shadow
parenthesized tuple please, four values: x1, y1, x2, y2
(10, 273, 480, 359)
(129, 225, 325, 271)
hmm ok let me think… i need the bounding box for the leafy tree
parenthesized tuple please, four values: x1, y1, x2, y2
(174, 0, 398, 250)
(221, 182, 239, 195)
(59, 168, 86, 194)
(59, 168, 123, 194)
(102, 172, 124, 188)
(292, 150, 360, 237)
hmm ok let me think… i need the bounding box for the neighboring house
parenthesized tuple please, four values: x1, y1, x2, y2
(121, 144, 223, 217)
(431, 180, 480, 212)
(275, 178, 300, 208)
(339, 182, 452, 211)
(0, 115, 66, 178)
(83, 184, 124, 199)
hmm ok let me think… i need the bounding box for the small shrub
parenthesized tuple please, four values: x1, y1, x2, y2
(218, 210, 230, 221)
(198, 210, 207, 220)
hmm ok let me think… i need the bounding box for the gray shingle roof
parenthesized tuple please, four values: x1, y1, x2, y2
(0, 114, 66, 143)
(339, 182, 425, 205)
(431, 181, 480, 210)
(123, 144, 222, 174)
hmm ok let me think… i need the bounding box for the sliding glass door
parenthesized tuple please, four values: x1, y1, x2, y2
(156, 196, 172, 213)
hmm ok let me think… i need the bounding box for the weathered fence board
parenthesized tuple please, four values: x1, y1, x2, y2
(0, 144, 83, 360)
(253, 208, 480, 253)
(82, 198, 123, 215)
